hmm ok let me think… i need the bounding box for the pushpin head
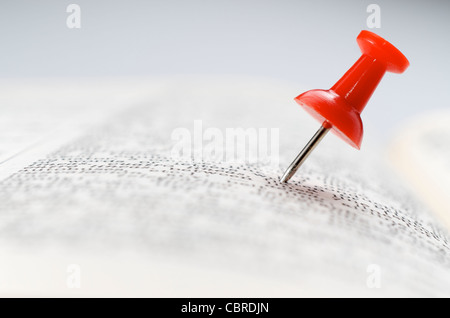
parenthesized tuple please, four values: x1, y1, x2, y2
(294, 30, 409, 149)
(356, 30, 409, 74)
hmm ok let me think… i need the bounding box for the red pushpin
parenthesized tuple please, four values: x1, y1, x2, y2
(280, 30, 409, 183)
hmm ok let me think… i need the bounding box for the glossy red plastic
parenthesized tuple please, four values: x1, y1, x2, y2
(294, 30, 409, 149)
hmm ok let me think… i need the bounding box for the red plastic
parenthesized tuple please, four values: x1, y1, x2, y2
(294, 30, 409, 149)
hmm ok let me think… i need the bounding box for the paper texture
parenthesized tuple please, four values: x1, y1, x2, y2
(0, 78, 449, 297)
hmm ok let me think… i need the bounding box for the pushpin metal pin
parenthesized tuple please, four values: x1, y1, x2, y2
(280, 122, 330, 183)
(280, 30, 409, 183)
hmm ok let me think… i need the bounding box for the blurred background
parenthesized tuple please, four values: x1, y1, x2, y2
(0, 0, 449, 143)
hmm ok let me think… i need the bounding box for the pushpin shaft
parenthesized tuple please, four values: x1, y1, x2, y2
(331, 55, 386, 114)
(280, 123, 329, 183)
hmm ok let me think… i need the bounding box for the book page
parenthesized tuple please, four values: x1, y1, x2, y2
(390, 112, 450, 229)
(0, 77, 449, 297)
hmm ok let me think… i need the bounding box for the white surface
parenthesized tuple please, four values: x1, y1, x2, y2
(0, 78, 449, 297)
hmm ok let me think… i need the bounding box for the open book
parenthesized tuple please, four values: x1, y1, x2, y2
(0, 77, 449, 297)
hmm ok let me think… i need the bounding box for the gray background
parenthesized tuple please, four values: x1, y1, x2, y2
(1, 0, 449, 143)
